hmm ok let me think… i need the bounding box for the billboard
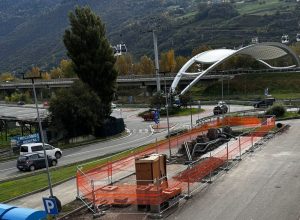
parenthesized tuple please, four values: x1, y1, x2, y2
(10, 133, 40, 147)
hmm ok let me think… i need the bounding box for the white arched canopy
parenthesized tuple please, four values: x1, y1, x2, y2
(171, 42, 300, 95)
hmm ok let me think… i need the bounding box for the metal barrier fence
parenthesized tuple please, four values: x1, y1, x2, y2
(76, 115, 275, 216)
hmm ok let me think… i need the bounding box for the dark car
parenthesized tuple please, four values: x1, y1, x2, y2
(213, 101, 228, 115)
(17, 101, 25, 105)
(17, 153, 57, 171)
(253, 97, 275, 108)
(141, 109, 156, 121)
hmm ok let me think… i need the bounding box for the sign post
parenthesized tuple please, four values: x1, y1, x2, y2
(154, 110, 160, 125)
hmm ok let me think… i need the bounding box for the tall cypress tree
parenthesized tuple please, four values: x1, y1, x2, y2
(63, 6, 117, 117)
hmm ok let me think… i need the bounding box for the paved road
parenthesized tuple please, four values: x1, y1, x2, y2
(11, 118, 300, 220)
(0, 105, 253, 180)
(167, 119, 300, 220)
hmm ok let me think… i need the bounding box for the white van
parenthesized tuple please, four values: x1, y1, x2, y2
(20, 143, 62, 159)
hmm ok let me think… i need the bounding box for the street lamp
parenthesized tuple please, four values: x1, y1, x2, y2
(139, 17, 162, 92)
(162, 72, 171, 157)
(153, 30, 161, 92)
(23, 72, 54, 198)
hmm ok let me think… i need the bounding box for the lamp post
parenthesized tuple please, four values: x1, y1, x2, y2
(23, 73, 54, 197)
(153, 30, 161, 92)
(139, 17, 162, 92)
(162, 72, 171, 157)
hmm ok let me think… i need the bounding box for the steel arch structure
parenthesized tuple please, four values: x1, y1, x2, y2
(171, 42, 300, 95)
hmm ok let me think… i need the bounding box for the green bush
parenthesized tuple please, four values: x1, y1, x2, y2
(265, 104, 286, 117)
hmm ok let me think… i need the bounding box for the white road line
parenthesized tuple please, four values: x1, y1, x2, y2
(0, 129, 133, 175)
(64, 130, 153, 158)
(0, 167, 16, 172)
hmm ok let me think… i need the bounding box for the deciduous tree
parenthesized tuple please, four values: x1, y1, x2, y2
(49, 81, 103, 138)
(139, 55, 155, 75)
(115, 54, 133, 75)
(160, 49, 176, 73)
(59, 59, 76, 78)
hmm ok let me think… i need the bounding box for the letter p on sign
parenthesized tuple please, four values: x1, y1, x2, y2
(43, 197, 58, 215)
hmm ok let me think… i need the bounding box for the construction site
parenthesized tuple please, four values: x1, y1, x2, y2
(75, 115, 277, 218)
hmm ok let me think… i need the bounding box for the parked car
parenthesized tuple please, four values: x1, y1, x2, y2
(17, 101, 25, 105)
(20, 143, 62, 159)
(213, 101, 228, 115)
(253, 97, 275, 108)
(111, 103, 117, 109)
(17, 153, 57, 171)
(43, 101, 49, 107)
(141, 109, 156, 121)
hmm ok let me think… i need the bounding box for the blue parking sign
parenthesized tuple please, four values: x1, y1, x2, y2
(154, 110, 160, 124)
(43, 197, 58, 215)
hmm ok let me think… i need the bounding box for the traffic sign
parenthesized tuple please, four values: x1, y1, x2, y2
(154, 110, 160, 124)
(43, 197, 59, 215)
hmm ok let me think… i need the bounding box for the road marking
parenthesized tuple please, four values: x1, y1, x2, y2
(64, 130, 153, 158)
(0, 167, 16, 172)
(0, 131, 152, 180)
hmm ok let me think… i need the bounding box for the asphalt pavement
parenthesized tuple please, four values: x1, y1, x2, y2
(168, 119, 300, 220)
(5, 105, 253, 210)
(0, 105, 252, 180)
(9, 117, 300, 220)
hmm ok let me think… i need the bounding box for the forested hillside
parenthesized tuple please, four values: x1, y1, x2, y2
(0, 0, 300, 73)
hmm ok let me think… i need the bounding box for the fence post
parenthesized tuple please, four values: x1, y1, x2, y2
(238, 136, 242, 161)
(208, 152, 212, 184)
(109, 161, 113, 184)
(250, 133, 254, 153)
(225, 143, 229, 171)
(91, 180, 97, 212)
(107, 159, 110, 184)
(176, 133, 179, 149)
(107, 160, 112, 185)
(76, 169, 80, 199)
(186, 165, 192, 199)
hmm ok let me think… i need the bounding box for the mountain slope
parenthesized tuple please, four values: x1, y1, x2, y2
(0, 0, 299, 73)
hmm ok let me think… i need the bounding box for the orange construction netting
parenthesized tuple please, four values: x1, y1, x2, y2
(77, 116, 275, 206)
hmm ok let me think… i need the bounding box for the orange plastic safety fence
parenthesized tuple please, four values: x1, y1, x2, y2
(77, 116, 275, 206)
(173, 157, 225, 183)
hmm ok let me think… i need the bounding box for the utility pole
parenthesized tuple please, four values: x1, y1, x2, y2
(153, 30, 161, 92)
(163, 72, 171, 157)
(23, 73, 54, 197)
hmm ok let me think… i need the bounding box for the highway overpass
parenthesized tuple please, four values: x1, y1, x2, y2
(0, 68, 299, 91)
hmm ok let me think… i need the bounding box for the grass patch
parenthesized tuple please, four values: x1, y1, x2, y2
(167, 108, 205, 117)
(235, 0, 295, 15)
(0, 165, 77, 202)
(0, 140, 157, 202)
(276, 111, 300, 120)
(195, 72, 300, 100)
(139, 108, 205, 119)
